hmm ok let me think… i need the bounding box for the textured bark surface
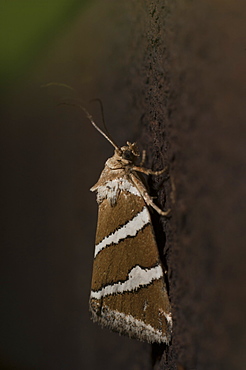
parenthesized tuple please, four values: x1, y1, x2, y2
(1, 0, 246, 369)
(130, 1, 246, 369)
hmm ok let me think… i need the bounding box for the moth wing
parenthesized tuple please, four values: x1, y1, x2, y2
(89, 177, 172, 343)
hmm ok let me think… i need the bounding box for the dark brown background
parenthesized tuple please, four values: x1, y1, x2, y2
(1, 1, 246, 369)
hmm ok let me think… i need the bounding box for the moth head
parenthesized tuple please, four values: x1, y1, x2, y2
(119, 142, 140, 162)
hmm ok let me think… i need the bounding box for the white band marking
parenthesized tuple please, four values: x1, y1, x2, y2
(90, 264, 163, 299)
(164, 312, 173, 327)
(94, 207, 150, 257)
(97, 178, 141, 199)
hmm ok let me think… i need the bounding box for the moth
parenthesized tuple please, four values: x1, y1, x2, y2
(84, 106, 172, 344)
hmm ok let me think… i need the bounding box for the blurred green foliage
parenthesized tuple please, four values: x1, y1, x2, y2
(0, 0, 88, 88)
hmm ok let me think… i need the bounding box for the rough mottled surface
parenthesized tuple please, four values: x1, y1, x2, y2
(127, 1, 246, 369)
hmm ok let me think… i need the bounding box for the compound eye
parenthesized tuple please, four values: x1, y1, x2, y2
(122, 150, 133, 161)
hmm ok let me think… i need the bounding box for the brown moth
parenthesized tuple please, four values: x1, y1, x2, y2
(84, 107, 172, 343)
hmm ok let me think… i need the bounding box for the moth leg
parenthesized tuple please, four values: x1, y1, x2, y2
(129, 173, 171, 216)
(140, 150, 146, 167)
(132, 165, 168, 176)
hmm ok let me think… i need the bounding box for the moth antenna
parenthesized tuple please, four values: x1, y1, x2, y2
(41, 82, 75, 91)
(59, 102, 120, 151)
(80, 104, 120, 151)
(89, 98, 116, 147)
(43, 85, 117, 149)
